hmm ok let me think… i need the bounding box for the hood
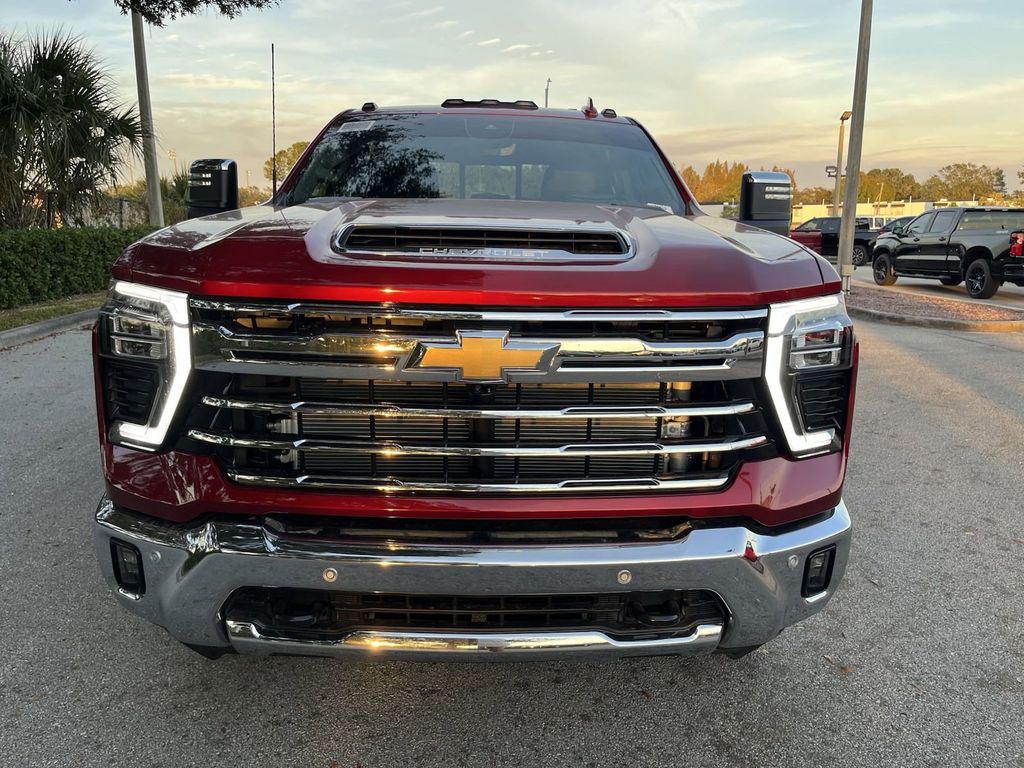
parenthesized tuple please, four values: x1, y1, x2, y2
(120, 199, 837, 308)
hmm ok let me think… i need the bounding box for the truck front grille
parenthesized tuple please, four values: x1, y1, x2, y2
(183, 301, 773, 494)
(223, 587, 725, 642)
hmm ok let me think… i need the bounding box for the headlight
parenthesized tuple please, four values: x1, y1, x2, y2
(765, 294, 853, 458)
(98, 281, 191, 451)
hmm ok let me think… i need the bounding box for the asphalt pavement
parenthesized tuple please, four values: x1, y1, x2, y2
(851, 267, 1024, 311)
(2, 320, 1023, 768)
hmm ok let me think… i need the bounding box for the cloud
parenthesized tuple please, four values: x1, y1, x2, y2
(475, 38, 501, 46)
(502, 44, 535, 53)
(456, 29, 475, 39)
(431, 20, 458, 29)
(884, 10, 971, 29)
(158, 73, 266, 90)
(405, 6, 444, 18)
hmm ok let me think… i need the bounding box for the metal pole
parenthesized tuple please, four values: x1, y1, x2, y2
(544, 78, 551, 108)
(837, 0, 872, 293)
(832, 118, 847, 216)
(271, 43, 277, 199)
(131, 11, 164, 228)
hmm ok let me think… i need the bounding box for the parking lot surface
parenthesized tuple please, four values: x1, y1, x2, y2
(852, 268, 1024, 311)
(2, 320, 1023, 768)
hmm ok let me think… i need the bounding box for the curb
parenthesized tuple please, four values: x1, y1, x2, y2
(848, 305, 1024, 333)
(0, 308, 98, 349)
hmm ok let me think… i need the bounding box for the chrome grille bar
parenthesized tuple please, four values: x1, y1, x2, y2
(200, 395, 755, 420)
(226, 472, 733, 494)
(192, 324, 764, 382)
(189, 299, 768, 324)
(188, 429, 767, 457)
(185, 301, 772, 494)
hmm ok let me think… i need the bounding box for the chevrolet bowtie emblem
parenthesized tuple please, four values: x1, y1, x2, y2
(411, 331, 558, 383)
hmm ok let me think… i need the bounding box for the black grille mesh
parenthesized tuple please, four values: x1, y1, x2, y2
(224, 586, 724, 641)
(103, 360, 160, 424)
(343, 226, 626, 255)
(795, 370, 851, 432)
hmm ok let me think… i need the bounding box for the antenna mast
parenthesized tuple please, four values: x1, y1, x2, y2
(271, 43, 277, 199)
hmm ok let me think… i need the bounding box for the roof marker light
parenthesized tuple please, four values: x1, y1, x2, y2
(581, 97, 597, 118)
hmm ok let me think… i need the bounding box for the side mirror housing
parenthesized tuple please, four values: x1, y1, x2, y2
(891, 225, 904, 237)
(738, 171, 792, 236)
(187, 159, 239, 219)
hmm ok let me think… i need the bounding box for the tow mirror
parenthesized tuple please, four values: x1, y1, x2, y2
(187, 159, 239, 219)
(738, 171, 792, 236)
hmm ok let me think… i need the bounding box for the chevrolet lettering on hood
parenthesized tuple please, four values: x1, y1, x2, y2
(90, 99, 856, 664)
(416, 246, 552, 259)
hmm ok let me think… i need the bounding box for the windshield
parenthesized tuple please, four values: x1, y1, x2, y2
(284, 113, 685, 213)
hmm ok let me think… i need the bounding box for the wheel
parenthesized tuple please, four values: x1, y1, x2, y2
(852, 244, 868, 267)
(964, 258, 999, 299)
(873, 254, 897, 286)
(939, 276, 961, 286)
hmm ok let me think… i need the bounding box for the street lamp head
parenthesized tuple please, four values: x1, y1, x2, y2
(840, 110, 853, 122)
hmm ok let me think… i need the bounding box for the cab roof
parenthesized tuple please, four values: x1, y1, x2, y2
(333, 99, 633, 124)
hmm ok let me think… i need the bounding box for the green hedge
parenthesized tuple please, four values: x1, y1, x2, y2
(0, 227, 152, 310)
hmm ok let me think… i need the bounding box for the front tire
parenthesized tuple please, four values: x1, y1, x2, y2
(852, 244, 868, 267)
(873, 254, 897, 286)
(965, 258, 999, 299)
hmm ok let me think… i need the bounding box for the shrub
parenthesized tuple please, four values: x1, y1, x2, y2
(0, 227, 152, 309)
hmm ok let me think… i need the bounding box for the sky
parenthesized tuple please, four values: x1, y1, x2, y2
(5, 0, 1023, 191)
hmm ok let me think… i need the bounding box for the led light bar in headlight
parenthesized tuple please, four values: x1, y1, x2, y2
(100, 281, 191, 451)
(765, 294, 853, 458)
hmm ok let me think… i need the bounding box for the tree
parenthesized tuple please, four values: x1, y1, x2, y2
(264, 141, 310, 182)
(0, 31, 143, 229)
(110, 168, 190, 224)
(926, 163, 1005, 202)
(239, 185, 271, 207)
(793, 186, 834, 206)
(110, 0, 280, 26)
(992, 168, 1007, 196)
(678, 160, 750, 202)
(858, 168, 921, 202)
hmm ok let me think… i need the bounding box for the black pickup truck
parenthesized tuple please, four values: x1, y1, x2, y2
(789, 216, 879, 266)
(871, 207, 1024, 299)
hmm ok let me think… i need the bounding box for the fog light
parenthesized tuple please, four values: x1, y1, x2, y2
(802, 545, 835, 596)
(110, 539, 145, 595)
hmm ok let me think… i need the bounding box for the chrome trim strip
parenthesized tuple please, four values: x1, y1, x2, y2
(225, 620, 724, 658)
(189, 429, 767, 457)
(225, 472, 733, 493)
(191, 323, 765, 382)
(189, 299, 768, 324)
(200, 395, 756, 420)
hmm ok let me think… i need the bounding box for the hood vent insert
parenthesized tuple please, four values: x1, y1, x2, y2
(335, 225, 631, 263)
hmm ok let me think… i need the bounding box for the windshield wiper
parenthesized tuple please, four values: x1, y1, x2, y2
(605, 201, 676, 214)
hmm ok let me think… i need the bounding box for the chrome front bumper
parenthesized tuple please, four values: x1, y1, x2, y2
(93, 497, 851, 661)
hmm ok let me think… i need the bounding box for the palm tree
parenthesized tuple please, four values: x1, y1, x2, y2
(0, 30, 143, 229)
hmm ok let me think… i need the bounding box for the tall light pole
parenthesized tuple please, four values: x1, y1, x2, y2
(837, 0, 873, 293)
(131, 11, 163, 228)
(832, 110, 852, 216)
(544, 78, 551, 108)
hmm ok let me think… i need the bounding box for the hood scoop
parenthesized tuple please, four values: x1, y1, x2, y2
(332, 219, 633, 264)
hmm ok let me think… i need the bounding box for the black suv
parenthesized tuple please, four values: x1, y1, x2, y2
(871, 207, 1024, 299)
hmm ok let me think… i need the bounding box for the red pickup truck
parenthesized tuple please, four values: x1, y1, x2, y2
(789, 216, 878, 266)
(93, 101, 856, 661)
